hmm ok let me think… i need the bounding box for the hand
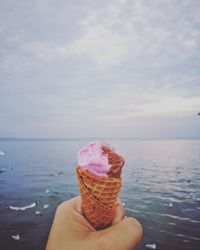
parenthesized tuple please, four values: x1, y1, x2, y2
(46, 196, 143, 250)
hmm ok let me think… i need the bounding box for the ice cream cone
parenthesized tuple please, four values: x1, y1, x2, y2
(76, 166, 121, 229)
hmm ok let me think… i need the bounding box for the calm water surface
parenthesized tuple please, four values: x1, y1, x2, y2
(0, 139, 200, 250)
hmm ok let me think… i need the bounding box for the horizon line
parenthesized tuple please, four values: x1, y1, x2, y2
(0, 136, 200, 141)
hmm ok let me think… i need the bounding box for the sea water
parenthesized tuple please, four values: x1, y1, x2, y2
(0, 139, 200, 250)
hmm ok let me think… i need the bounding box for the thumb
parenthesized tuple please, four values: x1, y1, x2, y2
(112, 201, 125, 225)
(98, 217, 143, 250)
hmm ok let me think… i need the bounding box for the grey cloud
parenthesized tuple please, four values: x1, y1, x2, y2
(0, 0, 200, 138)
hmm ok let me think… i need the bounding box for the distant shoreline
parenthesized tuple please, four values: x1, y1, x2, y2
(0, 137, 200, 141)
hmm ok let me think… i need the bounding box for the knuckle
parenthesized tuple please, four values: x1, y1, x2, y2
(56, 201, 69, 213)
(127, 217, 143, 236)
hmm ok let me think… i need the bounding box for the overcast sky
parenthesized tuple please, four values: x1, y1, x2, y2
(0, 0, 200, 138)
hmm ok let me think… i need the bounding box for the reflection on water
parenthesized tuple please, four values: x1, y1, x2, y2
(0, 139, 200, 250)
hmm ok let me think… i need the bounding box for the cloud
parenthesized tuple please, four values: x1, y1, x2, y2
(70, 24, 127, 66)
(0, 0, 200, 138)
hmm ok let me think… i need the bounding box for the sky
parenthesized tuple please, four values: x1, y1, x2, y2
(0, 0, 200, 139)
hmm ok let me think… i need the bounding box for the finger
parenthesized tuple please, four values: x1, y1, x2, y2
(98, 217, 143, 250)
(70, 195, 83, 214)
(53, 196, 96, 233)
(112, 202, 125, 225)
(57, 195, 83, 215)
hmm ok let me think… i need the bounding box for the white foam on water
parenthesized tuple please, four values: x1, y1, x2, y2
(12, 234, 20, 240)
(145, 243, 157, 249)
(35, 210, 42, 215)
(8, 202, 37, 211)
(43, 204, 49, 209)
(0, 150, 5, 156)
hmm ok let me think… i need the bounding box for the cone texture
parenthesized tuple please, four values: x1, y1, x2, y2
(76, 166, 121, 229)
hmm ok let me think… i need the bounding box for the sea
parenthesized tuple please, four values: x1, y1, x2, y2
(0, 139, 200, 250)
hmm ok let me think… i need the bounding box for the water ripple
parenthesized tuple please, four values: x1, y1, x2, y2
(159, 213, 200, 224)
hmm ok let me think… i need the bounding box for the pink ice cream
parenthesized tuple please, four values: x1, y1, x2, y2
(77, 141, 125, 178)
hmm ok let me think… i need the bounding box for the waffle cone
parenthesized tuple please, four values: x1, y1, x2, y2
(76, 166, 121, 229)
